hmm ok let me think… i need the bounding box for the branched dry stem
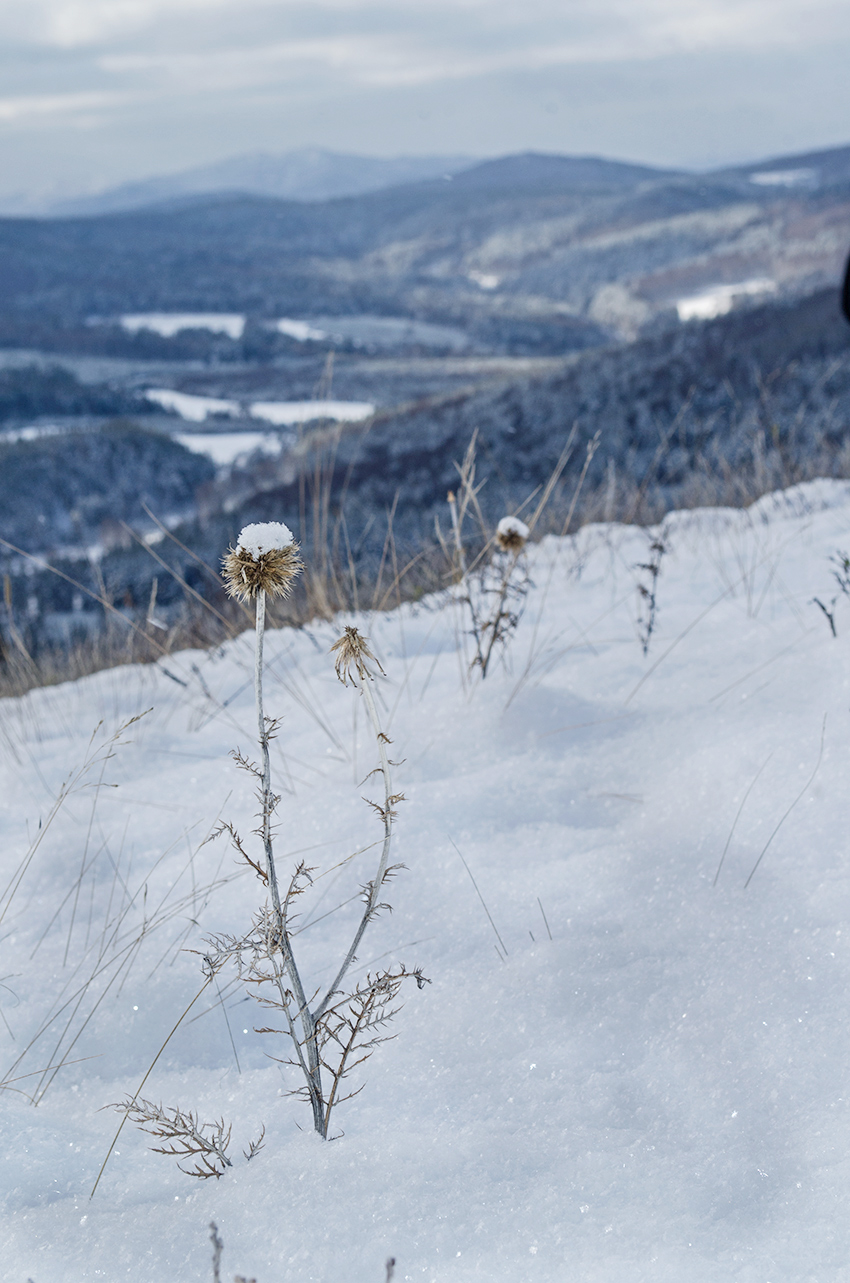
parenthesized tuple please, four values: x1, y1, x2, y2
(208, 618, 424, 1141)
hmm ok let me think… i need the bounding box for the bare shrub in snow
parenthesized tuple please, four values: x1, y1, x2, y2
(439, 434, 533, 678)
(438, 430, 598, 678)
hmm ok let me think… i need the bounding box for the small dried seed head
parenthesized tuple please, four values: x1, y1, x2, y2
(222, 523, 303, 600)
(495, 515, 529, 552)
(331, 626, 385, 685)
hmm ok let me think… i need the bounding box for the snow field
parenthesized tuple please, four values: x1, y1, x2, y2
(1, 480, 850, 1280)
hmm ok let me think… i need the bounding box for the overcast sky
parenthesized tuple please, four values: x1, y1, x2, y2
(2, 0, 849, 203)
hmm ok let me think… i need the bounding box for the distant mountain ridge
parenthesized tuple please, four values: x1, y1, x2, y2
(41, 148, 479, 218)
(44, 150, 681, 220)
(0, 141, 847, 359)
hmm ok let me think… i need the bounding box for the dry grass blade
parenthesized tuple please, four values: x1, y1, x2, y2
(743, 718, 826, 889)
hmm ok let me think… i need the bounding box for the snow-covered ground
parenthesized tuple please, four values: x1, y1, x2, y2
(250, 399, 374, 426)
(175, 431, 286, 465)
(145, 388, 375, 430)
(121, 314, 246, 340)
(676, 279, 777, 322)
(145, 388, 242, 422)
(3, 480, 850, 1282)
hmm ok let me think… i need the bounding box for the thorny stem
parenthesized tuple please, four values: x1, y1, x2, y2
(478, 548, 522, 678)
(254, 590, 280, 916)
(322, 989, 372, 1134)
(254, 589, 325, 1135)
(315, 670, 394, 1023)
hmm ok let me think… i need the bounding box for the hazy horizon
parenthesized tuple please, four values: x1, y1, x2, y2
(1, 0, 849, 207)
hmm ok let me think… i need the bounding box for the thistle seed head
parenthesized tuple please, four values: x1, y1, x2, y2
(331, 626, 385, 685)
(495, 515, 529, 552)
(222, 522, 303, 600)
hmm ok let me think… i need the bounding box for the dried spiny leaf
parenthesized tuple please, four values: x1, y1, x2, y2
(243, 1125, 266, 1162)
(112, 1097, 233, 1179)
(214, 821, 269, 884)
(331, 626, 385, 685)
(230, 748, 262, 779)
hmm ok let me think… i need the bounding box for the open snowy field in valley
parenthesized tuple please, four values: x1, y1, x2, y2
(2, 481, 850, 1282)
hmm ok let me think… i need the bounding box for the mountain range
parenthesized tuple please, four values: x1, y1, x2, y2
(37, 148, 478, 218)
(0, 143, 847, 359)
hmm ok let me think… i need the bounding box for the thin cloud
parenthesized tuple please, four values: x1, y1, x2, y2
(0, 90, 123, 123)
(89, 0, 850, 98)
(9, 0, 850, 55)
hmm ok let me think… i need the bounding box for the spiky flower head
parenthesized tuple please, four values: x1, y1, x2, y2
(222, 522, 303, 600)
(330, 626, 385, 685)
(495, 515, 529, 552)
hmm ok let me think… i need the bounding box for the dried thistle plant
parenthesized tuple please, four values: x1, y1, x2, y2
(435, 436, 537, 678)
(115, 535, 425, 1171)
(223, 524, 304, 921)
(436, 429, 597, 681)
(203, 573, 423, 1140)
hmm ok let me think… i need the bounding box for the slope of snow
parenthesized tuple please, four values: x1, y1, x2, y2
(145, 388, 240, 421)
(250, 400, 374, 426)
(274, 319, 328, 342)
(2, 481, 850, 1281)
(676, 279, 776, 321)
(175, 431, 284, 464)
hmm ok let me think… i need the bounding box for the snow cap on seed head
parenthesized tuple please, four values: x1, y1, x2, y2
(496, 515, 529, 552)
(222, 521, 303, 600)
